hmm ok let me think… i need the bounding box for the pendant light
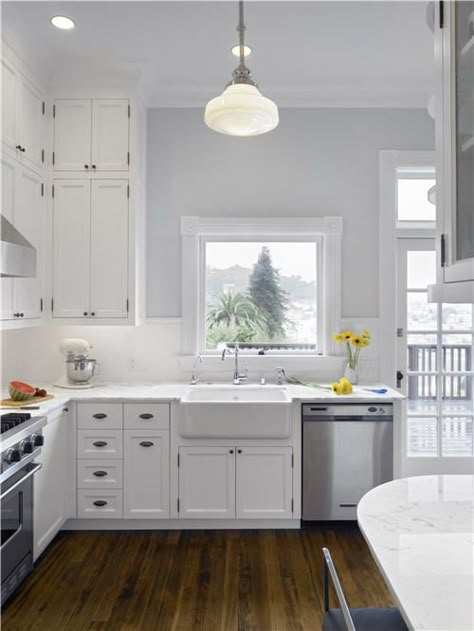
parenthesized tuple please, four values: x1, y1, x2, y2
(205, 0, 279, 136)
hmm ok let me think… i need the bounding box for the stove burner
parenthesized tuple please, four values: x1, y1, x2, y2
(1, 413, 32, 434)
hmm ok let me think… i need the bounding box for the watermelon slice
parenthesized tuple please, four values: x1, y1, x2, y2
(9, 381, 36, 401)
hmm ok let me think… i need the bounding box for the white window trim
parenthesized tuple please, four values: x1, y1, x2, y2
(180, 216, 343, 357)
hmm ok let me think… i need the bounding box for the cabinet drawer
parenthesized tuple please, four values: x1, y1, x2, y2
(77, 403, 123, 429)
(77, 490, 123, 518)
(77, 460, 123, 489)
(124, 403, 170, 429)
(77, 430, 123, 459)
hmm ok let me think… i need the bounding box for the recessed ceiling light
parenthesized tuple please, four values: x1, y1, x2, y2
(231, 44, 252, 57)
(50, 16, 75, 30)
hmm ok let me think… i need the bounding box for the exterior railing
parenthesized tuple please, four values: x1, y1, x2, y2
(408, 344, 472, 400)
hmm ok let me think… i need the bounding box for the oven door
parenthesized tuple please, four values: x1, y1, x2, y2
(1, 462, 41, 605)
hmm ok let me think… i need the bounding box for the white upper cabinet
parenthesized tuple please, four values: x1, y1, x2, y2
(52, 179, 129, 320)
(54, 98, 129, 172)
(1, 57, 45, 170)
(90, 180, 129, 318)
(92, 100, 130, 171)
(235, 447, 293, 519)
(53, 100, 92, 171)
(1, 155, 16, 320)
(52, 180, 91, 317)
(435, 1, 474, 284)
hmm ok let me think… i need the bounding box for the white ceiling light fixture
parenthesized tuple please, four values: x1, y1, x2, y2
(231, 44, 252, 57)
(205, 0, 278, 137)
(50, 15, 75, 30)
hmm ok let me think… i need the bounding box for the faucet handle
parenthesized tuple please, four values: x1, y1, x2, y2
(276, 366, 286, 384)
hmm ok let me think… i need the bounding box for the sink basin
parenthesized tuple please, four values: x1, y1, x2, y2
(179, 385, 292, 438)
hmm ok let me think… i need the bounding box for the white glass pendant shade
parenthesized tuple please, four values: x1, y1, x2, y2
(205, 83, 279, 136)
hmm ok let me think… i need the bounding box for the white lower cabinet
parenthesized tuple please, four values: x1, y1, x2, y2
(124, 430, 169, 518)
(236, 447, 293, 519)
(77, 460, 123, 489)
(178, 446, 235, 518)
(77, 490, 123, 518)
(34, 409, 74, 560)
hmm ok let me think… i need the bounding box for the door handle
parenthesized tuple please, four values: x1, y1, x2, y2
(396, 370, 404, 388)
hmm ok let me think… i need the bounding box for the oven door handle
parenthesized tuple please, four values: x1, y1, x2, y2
(0, 463, 42, 501)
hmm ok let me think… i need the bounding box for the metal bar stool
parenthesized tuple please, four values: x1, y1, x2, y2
(322, 548, 408, 631)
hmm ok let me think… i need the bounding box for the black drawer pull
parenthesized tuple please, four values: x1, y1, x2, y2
(93, 500, 107, 507)
(93, 413, 107, 419)
(93, 441, 107, 448)
(93, 470, 108, 477)
(139, 413, 154, 420)
(139, 441, 154, 447)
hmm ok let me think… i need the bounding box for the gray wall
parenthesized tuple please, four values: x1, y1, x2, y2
(146, 108, 434, 318)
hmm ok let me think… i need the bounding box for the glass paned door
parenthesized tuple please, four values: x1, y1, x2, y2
(397, 239, 474, 469)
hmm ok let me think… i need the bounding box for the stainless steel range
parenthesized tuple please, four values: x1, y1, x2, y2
(1, 412, 46, 606)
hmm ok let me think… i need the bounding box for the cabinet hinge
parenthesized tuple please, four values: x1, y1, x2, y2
(52, 151, 55, 165)
(52, 184, 55, 198)
(42, 101, 45, 115)
(397, 327, 404, 338)
(291, 453, 294, 468)
(441, 233, 447, 267)
(41, 183, 44, 197)
(51, 298, 54, 313)
(53, 104, 56, 118)
(127, 151, 130, 166)
(291, 498, 294, 513)
(40, 298, 43, 312)
(177, 498, 180, 513)
(439, 0, 444, 28)
(128, 104, 131, 118)
(127, 184, 130, 199)
(126, 298, 129, 313)
(177, 453, 180, 467)
(41, 149, 44, 164)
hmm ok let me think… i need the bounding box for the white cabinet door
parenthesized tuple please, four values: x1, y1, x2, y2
(124, 430, 169, 518)
(52, 180, 91, 317)
(236, 447, 293, 519)
(91, 100, 129, 171)
(1, 58, 18, 150)
(178, 446, 235, 518)
(34, 410, 74, 560)
(53, 99, 91, 171)
(18, 75, 44, 170)
(13, 166, 43, 319)
(90, 180, 128, 318)
(1, 155, 16, 320)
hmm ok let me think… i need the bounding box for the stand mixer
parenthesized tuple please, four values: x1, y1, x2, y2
(55, 338, 99, 389)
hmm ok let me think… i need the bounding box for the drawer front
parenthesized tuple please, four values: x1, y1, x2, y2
(77, 403, 123, 429)
(77, 490, 123, 518)
(124, 403, 170, 429)
(77, 430, 123, 459)
(77, 460, 123, 489)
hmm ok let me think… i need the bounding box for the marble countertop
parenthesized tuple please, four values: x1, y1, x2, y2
(358, 475, 474, 631)
(1, 382, 403, 417)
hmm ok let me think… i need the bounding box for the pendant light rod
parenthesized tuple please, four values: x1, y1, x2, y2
(229, 0, 256, 87)
(238, 0, 246, 66)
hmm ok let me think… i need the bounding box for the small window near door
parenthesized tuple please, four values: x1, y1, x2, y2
(397, 178, 436, 222)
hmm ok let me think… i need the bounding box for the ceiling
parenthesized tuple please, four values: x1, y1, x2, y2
(2, 1, 435, 108)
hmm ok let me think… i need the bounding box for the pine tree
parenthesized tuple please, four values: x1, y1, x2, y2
(248, 247, 288, 338)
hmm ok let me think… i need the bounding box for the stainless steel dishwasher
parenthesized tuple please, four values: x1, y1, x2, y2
(302, 403, 393, 521)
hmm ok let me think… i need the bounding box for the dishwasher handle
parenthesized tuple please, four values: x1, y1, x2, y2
(303, 415, 393, 423)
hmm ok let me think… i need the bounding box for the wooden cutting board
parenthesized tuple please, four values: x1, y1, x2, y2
(0, 394, 55, 407)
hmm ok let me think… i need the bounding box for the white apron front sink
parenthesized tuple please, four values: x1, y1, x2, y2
(179, 386, 292, 438)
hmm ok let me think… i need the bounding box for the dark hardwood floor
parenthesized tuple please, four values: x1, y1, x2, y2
(2, 525, 393, 631)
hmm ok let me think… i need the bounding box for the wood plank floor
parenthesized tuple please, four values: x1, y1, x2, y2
(2, 525, 393, 631)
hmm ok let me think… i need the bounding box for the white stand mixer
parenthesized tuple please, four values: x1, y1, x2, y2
(55, 338, 99, 389)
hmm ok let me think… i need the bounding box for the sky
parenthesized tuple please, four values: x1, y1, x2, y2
(205, 242, 317, 282)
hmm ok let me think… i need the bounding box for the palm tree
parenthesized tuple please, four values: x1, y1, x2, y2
(206, 292, 265, 334)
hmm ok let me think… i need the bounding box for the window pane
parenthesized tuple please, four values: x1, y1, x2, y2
(407, 417, 438, 456)
(441, 336, 472, 371)
(441, 373, 473, 408)
(442, 417, 473, 456)
(408, 375, 437, 414)
(397, 178, 436, 221)
(407, 333, 437, 345)
(407, 343, 437, 371)
(407, 251, 436, 289)
(442, 303, 473, 330)
(205, 242, 317, 350)
(407, 292, 438, 330)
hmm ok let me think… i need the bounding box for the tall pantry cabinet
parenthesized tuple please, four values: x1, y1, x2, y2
(52, 98, 132, 322)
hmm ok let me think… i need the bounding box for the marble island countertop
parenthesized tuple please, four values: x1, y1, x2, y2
(358, 475, 474, 631)
(1, 382, 403, 417)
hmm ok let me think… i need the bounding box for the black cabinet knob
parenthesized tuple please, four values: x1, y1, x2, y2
(91, 312, 95, 316)
(20, 313, 24, 317)
(63, 407, 69, 412)
(21, 147, 26, 152)
(93, 441, 107, 448)
(16, 144, 22, 150)
(139, 441, 154, 447)
(83, 312, 88, 316)
(229, 449, 234, 454)
(93, 471, 108, 477)
(91, 164, 96, 169)
(84, 164, 89, 169)
(237, 449, 242, 454)
(93, 500, 107, 507)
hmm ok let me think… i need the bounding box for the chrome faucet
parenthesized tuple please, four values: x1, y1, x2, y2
(276, 366, 286, 385)
(221, 343, 247, 385)
(190, 355, 203, 385)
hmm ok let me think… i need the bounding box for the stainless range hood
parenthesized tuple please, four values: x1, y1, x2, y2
(0, 215, 36, 278)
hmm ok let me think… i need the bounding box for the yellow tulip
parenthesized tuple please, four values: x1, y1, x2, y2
(332, 332, 342, 343)
(332, 382, 342, 395)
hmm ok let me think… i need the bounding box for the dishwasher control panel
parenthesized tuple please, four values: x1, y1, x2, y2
(302, 403, 393, 420)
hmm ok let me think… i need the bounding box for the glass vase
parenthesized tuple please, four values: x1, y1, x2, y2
(344, 363, 358, 385)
